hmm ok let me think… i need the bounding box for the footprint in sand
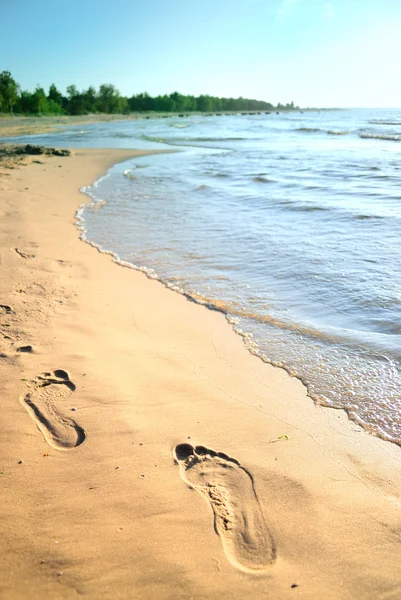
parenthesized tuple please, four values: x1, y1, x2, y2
(174, 443, 276, 573)
(0, 304, 13, 314)
(21, 370, 85, 450)
(14, 248, 35, 259)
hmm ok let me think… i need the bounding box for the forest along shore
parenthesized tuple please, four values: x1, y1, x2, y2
(0, 148, 400, 600)
(0, 70, 296, 116)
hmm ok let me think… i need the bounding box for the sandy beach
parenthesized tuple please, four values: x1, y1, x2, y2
(0, 148, 400, 599)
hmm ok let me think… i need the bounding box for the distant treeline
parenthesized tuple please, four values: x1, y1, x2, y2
(0, 71, 298, 116)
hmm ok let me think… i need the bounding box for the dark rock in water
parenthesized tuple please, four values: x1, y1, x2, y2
(52, 148, 70, 156)
(27, 145, 70, 156)
(0, 144, 71, 170)
(23, 144, 43, 155)
(11, 144, 71, 157)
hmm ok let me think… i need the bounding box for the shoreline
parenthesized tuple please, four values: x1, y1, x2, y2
(0, 148, 400, 598)
(78, 148, 400, 450)
(78, 196, 401, 450)
(0, 109, 330, 141)
(0, 114, 137, 139)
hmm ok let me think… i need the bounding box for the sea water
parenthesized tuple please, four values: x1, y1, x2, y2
(6, 109, 401, 444)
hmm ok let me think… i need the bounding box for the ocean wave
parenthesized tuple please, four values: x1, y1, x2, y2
(327, 130, 348, 135)
(368, 120, 401, 126)
(175, 290, 392, 350)
(191, 136, 245, 142)
(359, 133, 401, 142)
(61, 130, 88, 135)
(202, 170, 230, 178)
(141, 134, 167, 144)
(112, 132, 135, 139)
(295, 127, 349, 136)
(252, 176, 273, 183)
(284, 204, 328, 213)
(168, 122, 190, 128)
(123, 169, 136, 181)
(354, 214, 386, 220)
(296, 127, 321, 133)
(211, 172, 230, 178)
(279, 203, 387, 220)
(141, 134, 246, 145)
(367, 318, 401, 335)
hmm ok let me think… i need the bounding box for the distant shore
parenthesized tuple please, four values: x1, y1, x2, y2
(0, 109, 330, 140)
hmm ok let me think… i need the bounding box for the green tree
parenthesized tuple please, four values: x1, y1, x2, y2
(169, 91, 186, 112)
(66, 84, 85, 114)
(31, 86, 49, 114)
(46, 84, 63, 114)
(47, 99, 63, 114)
(128, 92, 154, 112)
(185, 95, 197, 111)
(0, 71, 19, 113)
(14, 90, 34, 114)
(82, 86, 97, 112)
(48, 83, 63, 105)
(196, 95, 213, 112)
(153, 94, 174, 112)
(118, 96, 129, 114)
(97, 84, 122, 113)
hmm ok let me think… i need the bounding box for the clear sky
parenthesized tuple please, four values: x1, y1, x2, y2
(1, 0, 401, 107)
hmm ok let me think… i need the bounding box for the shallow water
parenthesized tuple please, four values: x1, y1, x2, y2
(6, 109, 401, 444)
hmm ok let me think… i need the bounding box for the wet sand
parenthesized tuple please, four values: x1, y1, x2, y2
(0, 148, 400, 599)
(0, 114, 135, 139)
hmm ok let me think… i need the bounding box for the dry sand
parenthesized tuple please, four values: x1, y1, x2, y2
(0, 148, 400, 599)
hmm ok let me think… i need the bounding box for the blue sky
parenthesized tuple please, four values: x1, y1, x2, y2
(1, 0, 400, 107)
